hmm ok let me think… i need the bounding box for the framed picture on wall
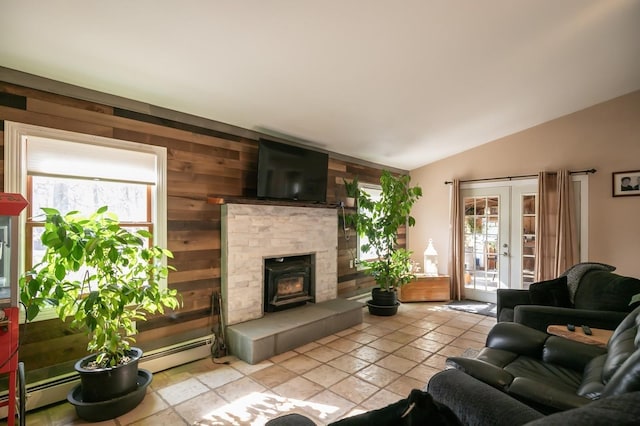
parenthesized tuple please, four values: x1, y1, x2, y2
(612, 170, 640, 197)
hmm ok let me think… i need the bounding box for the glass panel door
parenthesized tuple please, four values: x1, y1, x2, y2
(462, 187, 509, 303)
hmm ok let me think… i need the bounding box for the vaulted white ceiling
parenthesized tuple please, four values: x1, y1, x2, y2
(1, 1, 639, 170)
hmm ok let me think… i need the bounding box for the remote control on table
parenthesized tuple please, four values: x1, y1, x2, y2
(567, 324, 575, 332)
(582, 325, 592, 335)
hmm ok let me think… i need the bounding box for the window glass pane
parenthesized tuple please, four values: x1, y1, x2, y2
(357, 185, 382, 262)
(31, 176, 147, 222)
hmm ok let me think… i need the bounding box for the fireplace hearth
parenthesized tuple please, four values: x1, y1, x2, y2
(264, 255, 314, 312)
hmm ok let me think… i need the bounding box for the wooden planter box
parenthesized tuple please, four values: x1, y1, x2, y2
(398, 274, 450, 302)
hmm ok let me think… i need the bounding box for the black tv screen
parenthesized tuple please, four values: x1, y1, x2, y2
(256, 139, 328, 203)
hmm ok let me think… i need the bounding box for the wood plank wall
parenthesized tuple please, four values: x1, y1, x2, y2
(0, 81, 405, 381)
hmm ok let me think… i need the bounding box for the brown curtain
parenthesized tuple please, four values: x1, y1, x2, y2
(535, 170, 578, 281)
(449, 179, 465, 300)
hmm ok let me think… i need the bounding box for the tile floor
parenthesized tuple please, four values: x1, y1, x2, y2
(24, 301, 495, 426)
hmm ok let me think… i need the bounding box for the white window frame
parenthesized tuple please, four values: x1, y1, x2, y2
(356, 182, 382, 268)
(4, 121, 168, 321)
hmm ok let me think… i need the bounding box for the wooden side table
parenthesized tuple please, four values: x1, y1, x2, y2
(547, 325, 613, 348)
(398, 274, 450, 302)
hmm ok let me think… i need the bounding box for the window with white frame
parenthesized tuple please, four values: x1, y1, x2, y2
(356, 183, 382, 264)
(4, 122, 168, 320)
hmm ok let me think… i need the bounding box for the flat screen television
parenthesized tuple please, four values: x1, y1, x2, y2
(256, 139, 328, 203)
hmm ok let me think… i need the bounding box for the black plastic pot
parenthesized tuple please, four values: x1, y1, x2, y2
(366, 300, 400, 316)
(68, 368, 152, 422)
(368, 287, 400, 316)
(74, 347, 143, 403)
(371, 287, 398, 306)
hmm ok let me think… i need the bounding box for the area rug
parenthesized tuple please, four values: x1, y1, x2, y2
(446, 300, 497, 318)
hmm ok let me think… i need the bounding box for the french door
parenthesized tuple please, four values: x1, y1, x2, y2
(461, 182, 537, 303)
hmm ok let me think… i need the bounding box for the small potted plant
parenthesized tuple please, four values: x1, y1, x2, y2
(355, 171, 422, 315)
(342, 176, 359, 208)
(20, 206, 180, 421)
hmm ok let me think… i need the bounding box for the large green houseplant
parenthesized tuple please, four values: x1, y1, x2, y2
(20, 206, 180, 419)
(355, 171, 422, 315)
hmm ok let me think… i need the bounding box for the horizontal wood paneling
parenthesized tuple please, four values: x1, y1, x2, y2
(0, 81, 397, 380)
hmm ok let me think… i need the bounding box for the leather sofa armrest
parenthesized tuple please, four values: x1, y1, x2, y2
(508, 377, 592, 413)
(497, 289, 532, 321)
(514, 305, 627, 332)
(428, 369, 544, 426)
(543, 336, 607, 372)
(445, 358, 514, 390)
(485, 322, 549, 357)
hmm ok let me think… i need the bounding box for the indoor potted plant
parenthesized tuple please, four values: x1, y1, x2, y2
(19, 206, 180, 421)
(342, 176, 359, 207)
(355, 171, 422, 315)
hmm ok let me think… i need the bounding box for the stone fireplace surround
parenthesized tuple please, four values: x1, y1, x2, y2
(221, 203, 338, 326)
(221, 203, 363, 364)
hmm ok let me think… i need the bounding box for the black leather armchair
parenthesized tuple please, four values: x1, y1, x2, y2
(497, 266, 640, 332)
(446, 305, 640, 414)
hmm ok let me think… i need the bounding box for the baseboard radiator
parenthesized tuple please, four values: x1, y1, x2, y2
(0, 335, 214, 418)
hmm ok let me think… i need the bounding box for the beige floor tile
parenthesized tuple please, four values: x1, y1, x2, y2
(305, 389, 357, 424)
(354, 364, 400, 387)
(303, 364, 350, 387)
(449, 336, 486, 350)
(408, 336, 444, 353)
(422, 353, 448, 370)
(116, 392, 169, 424)
(196, 365, 244, 389)
(350, 345, 389, 363)
(329, 376, 380, 404)
(172, 389, 228, 424)
(295, 340, 322, 353)
(156, 377, 209, 406)
(366, 338, 404, 352)
(462, 329, 490, 343)
(129, 408, 187, 426)
(392, 344, 431, 363)
(316, 334, 339, 345)
(272, 376, 325, 400)
(423, 330, 456, 344)
(398, 324, 429, 337)
(325, 337, 363, 353)
(361, 325, 394, 337)
(342, 331, 378, 344)
(215, 376, 267, 403)
(360, 388, 405, 411)
(375, 354, 418, 374)
(405, 363, 442, 383)
(434, 324, 466, 337)
(385, 375, 428, 397)
(327, 354, 371, 374)
(303, 346, 343, 363)
(280, 354, 323, 374)
(335, 327, 358, 337)
(383, 330, 419, 344)
(230, 358, 274, 375)
(437, 345, 469, 358)
(269, 350, 298, 363)
(249, 364, 298, 388)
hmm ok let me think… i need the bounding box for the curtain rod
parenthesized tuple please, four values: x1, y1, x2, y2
(444, 168, 596, 185)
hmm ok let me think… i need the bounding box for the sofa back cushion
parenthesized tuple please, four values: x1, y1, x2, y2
(573, 271, 640, 311)
(602, 306, 640, 393)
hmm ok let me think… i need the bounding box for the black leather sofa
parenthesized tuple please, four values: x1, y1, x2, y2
(497, 264, 640, 332)
(428, 369, 640, 426)
(447, 305, 640, 414)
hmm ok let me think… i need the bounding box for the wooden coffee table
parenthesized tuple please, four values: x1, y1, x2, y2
(547, 325, 613, 348)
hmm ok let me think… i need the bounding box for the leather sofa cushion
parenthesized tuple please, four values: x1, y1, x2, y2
(529, 276, 571, 307)
(574, 271, 640, 311)
(503, 356, 583, 394)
